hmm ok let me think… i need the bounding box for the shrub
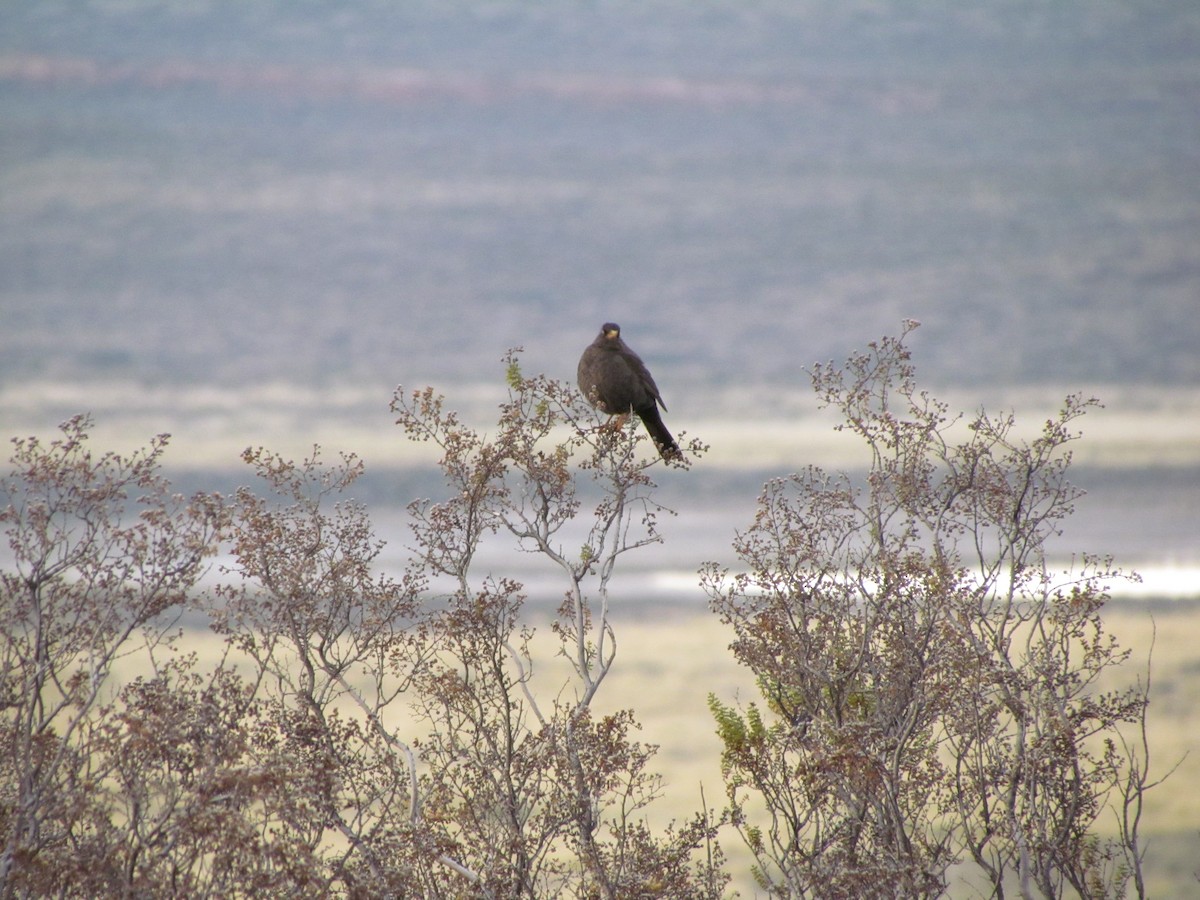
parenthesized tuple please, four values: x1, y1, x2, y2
(1, 358, 724, 899)
(703, 323, 1156, 899)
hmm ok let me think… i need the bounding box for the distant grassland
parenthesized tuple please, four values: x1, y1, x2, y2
(146, 598, 1199, 897)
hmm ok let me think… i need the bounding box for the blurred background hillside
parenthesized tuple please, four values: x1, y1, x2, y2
(2, 1, 1198, 585)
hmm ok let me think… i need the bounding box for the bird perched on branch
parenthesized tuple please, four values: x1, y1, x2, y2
(577, 322, 681, 460)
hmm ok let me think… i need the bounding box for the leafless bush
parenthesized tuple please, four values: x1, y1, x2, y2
(704, 322, 1158, 899)
(0, 415, 224, 895)
(1, 357, 724, 898)
(386, 352, 721, 898)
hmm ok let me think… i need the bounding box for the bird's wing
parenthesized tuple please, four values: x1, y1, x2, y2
(621, 347, 667, 411)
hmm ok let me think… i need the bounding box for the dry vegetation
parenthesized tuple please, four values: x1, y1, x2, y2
(596, 602, 1200, 898)
(4, 328, 1191, 898)
(97, 601, 1200, 898)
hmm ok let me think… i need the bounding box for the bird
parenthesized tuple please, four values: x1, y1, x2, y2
(577, 322, 681, 460)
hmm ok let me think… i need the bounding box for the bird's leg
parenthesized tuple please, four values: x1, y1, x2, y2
(602, 412, 630, 433)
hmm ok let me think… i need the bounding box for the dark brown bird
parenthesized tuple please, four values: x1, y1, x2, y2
(577, 322, 681, 460)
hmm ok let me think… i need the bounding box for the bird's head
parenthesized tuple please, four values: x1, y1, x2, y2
(601, 322, 621, 340)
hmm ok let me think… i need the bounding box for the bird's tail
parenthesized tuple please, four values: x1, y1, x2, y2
(637, 407, 681, 461)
